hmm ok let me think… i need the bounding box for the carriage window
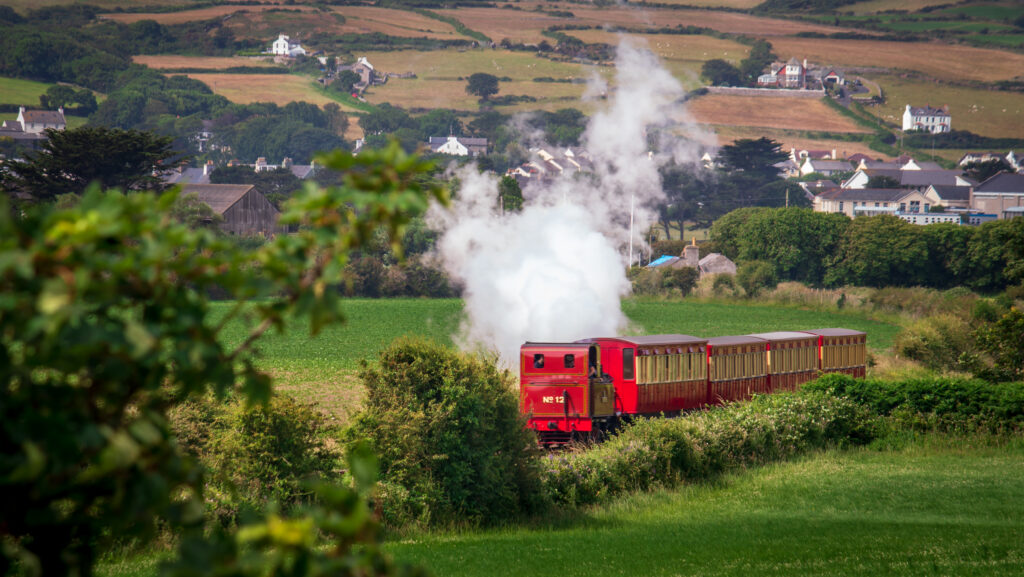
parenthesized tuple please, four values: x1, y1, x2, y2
(623, 348, 635, 380)
(563, 354, 575, 369)
(533, 354, 544, 369)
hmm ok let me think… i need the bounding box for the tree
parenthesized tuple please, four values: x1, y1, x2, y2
(737, 260, 778, 297)
(38, 84, 76, 109)
(3, 126, 180, 200)
(866, 175, 901, 188)
(718, 137, 788, 177)
(0, 143, 447, 576)
(825, 215, 928, 287)
(498, 175, 523, 212)
(333, 70, 362, 94)
(738, 39, 776, 86)
(963, 159, 1009, 183)
(701, 59, 741, 86)
(466, 72, 500, 100)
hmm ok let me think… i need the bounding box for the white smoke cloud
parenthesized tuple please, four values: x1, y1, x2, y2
(428, 37, 716, 368)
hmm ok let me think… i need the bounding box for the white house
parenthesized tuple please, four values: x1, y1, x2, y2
(7, 106, 66, 134)
(800, 158, 852, 177)
(428, 136, 487, 157)
(902, 104, 950, 134)
(271, 34, 306, 57)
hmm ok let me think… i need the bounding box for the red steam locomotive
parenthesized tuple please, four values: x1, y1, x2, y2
(520, 328, 867, 445)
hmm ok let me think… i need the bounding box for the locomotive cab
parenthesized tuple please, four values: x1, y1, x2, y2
(520, 342, 613, 445)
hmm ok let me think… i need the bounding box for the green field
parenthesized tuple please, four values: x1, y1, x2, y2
(0, 76, 52, 106)
(212, 298, 898, 416)
(387, 435, 1024, 577)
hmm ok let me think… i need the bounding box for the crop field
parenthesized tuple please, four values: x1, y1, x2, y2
(767, 37, 1024, 84)
(563, 30, 749, 85)
(863, 74, 1024, 140)
(7, 0, 200, 12)
(131, 55, 280, 70)
(687, 94, 872, 134)
(712, 125, 885, 161)
(101, 5, 315, 25)
(183, 73, 360, 112)
(434, 7, 572, 45)
(331, 6, 466, 40)
(554, 5, 856, 37)
(388, 436, 1024, 577)
(0, 76, 52, 105)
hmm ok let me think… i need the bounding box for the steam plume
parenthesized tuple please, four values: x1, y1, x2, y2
(428, 38, 715, 367)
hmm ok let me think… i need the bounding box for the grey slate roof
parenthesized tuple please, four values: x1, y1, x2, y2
(927, 185, 970, 201)
(909, 105, 949, 117)
(899, 170, 966, 187)
(22, 110, 65, 125)
(819, 188, 909, 202)
(975, 172, 1024, 194)
(807, 160, 853, 171)
(163, 168, 210, 186)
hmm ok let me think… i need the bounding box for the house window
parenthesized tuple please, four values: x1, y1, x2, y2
(875, 202, 880, 207)
(900, 202, 907, 211)
(910, 201, 921, 213)
(924, 203, 930, 212)
(839, 202, 844, 212)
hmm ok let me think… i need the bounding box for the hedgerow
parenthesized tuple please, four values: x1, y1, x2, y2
(540, 392, 874, 507)
(805, 373, 1024, 433)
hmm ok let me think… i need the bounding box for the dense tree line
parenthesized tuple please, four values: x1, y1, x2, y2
(709, 207, 1024, 291)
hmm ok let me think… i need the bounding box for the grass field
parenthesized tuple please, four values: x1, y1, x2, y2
(7, 0, 200, 12)
(209, 298, 898, 418)
(846, 0, 989, 14)
(0, 76, 52, 106)
(863, 73, 1024, 139)
(102, 5, 315, 25)
(131, 55, 280, 70)
(387, 436, 1024, 577)
(557, 5, 857, 37)
(359, 49, 602, 111)
(768, 37, 1024, 84)
(183, 73, 361, 112)
(688, 94, 872, 134)
(331, 6, 466, 40)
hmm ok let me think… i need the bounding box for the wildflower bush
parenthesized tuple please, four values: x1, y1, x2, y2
(540, 392, 874, 507)
(805, 373, 1024, 433)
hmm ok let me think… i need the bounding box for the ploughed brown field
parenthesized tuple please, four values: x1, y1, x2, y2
(132, 55, 280, 70)
(331, 6, 466, 40)
(687, 94, 872, 133)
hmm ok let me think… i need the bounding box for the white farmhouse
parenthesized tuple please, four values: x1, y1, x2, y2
(902, 104, 950, 134)
(271, 34, 306, 57)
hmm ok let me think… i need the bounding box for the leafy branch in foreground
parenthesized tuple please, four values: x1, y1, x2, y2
(0, 142, 446, 576)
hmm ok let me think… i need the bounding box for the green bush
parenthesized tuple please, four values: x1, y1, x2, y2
(805, 373, 1024, 433)
(893, 314, 976, 373)
(736, 260, 777, 297)
(541, 392, 873, 507)
(662, 267, 700, 296)
(170, 396, 339, 523)
(346, 337, 544, 528)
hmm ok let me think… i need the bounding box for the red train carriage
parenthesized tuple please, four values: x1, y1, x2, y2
(520, 328, 867, 445)
(520, 342, 615, 445)
(705, 336, 769, 404)
(802, 328, 867, 378)
(747, 331, 820, 392)
(578, 335, 709, 414)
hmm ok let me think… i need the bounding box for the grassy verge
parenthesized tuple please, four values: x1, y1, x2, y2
(387, 434, 1024, 577)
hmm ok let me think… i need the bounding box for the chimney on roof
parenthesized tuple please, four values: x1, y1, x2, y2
(682, 238, 699, 268)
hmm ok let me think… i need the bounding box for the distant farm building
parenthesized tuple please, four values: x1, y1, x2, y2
(182, 183, 282, 236)
(429, 136, 488, 157)
(271, 34, 306, 58)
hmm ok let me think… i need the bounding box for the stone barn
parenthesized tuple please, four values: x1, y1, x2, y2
(182, 184, 282, 236)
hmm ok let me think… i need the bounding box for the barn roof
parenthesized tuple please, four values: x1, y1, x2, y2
(182, 183, 256, 215)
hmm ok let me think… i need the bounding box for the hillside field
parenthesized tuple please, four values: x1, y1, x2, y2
(767, 37, 1024, 83)
(688, 94, 872, 134)
(388, 436, 1024, 577)
(183, 73, 363, 112)
(0, 76, 52, 106)
(862, 73, 1024, 140)
(211, 298, 898, 418)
